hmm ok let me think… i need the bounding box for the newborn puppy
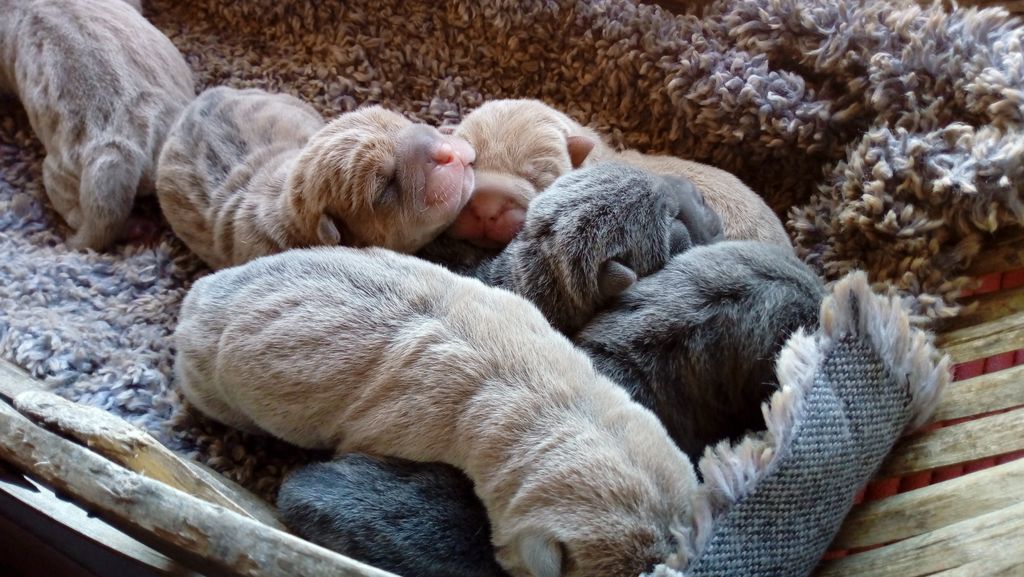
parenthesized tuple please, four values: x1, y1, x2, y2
(279, 242, 823, 577)
(157, 87, 475, 269)
(175, 247, 697, 577)
(278, 454, 510, 577)
(443, 98, 789, 248)
(444, 99, 606, 247)
(576, 241, 825, 457)
(0, 0, 195, 249)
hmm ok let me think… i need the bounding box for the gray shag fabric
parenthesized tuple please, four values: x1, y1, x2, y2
(0, 0, 1014, 495)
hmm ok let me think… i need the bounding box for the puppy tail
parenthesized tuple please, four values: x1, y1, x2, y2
(68, 142, 144, 251)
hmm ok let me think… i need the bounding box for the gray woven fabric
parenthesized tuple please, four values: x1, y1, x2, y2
(686, 335, 910, 577)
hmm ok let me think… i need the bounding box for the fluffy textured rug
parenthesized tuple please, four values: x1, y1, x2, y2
(0, 0, 1021, 499)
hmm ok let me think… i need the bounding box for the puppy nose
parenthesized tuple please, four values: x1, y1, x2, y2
(431, 143, 457, 165)
(445, 136, 476, 166)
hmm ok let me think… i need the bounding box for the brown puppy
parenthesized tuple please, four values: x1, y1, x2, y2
(446, 99, 790, 249)
(0, 0, 195, 250)
(157, 87, 475, 269)
(175, 246, 697, 577)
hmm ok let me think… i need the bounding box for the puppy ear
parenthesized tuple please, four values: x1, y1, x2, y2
(518, 531, 566, 577)
(598, 259, 638, 298)
(317, 214, 345, 245)
(439, 124, 457, 136)
(566, 135, 595, 168)
(669, 221, 694, 254)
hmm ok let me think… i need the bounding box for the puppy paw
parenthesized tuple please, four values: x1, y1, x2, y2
(494, 163, 711, 333)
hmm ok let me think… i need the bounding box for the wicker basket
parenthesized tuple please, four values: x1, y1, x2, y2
(2, 0, 1024, 572)
(0, 233, 1022, 577)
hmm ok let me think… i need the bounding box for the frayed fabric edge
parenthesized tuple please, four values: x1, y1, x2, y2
(648, 270, 951, 576)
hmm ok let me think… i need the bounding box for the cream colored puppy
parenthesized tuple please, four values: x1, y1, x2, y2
(157, 87, 476, 269)
(446, 99, 790, 249)
(174, 246, 696, 577)
(0, 0, 195, 249)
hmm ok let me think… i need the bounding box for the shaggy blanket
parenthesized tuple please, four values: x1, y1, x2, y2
(0, 0, 1020, 502)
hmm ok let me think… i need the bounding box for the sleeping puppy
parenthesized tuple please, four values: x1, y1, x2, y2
(576, 241, 825, 457)
(174, 245, 699, 577)
(157, 87, 476, 269)
(0, 0, 195, 250)
(280, 243, 824, 577)
(278, 454, 510, 577)
(280, 166, 823, 577)
(474, 163, 724, 334)
(442, 98, 790, 249)
(425, 162, 724, 335)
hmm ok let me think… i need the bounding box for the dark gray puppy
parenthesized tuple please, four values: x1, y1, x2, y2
(278, 454, 508, 577)
(278, 166, 822, 577)
(577, 241, 825, 457)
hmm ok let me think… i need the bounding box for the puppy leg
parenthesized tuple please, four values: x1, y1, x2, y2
(42, 155, 84, 231)
(479, 163, 709, 334)
(67, 143, 143, 250)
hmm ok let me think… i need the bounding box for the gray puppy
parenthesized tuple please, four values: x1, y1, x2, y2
(280, 165, 823, 577)
(279, 454, 509, 577)
(426, 162, 725, 335)
(577, 241, 824, 457)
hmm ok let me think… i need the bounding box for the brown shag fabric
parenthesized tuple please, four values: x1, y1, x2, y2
(0, 0, 1021, 497)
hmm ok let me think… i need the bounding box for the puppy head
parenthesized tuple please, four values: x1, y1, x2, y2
(287, 105, 476, 253)
(446, 99, 604, 248)
(495, 476, 687, 577)
(491, 412, 694, 577)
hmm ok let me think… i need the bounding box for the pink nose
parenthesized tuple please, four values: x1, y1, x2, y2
(432, 143, 457, 165)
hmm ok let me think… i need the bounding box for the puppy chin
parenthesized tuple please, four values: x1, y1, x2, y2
(446, 205, 526, 248)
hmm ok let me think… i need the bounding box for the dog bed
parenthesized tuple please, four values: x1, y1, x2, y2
(0, 0, 1022, 575)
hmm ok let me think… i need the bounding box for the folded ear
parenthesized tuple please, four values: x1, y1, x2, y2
(668, 221, 694, 254)
(517, 531, 566, 577)
(317, 213, 345, 245)
(566, 135, 596, 168)
(598, 259, 638, 299)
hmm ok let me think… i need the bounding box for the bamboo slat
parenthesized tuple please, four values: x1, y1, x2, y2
(963, 231, 1024, 277)
(815, 501, 1024, 577)
(939, 284, 1024, 332)
(931, 363, 1024, 422)
(878, 406, 1024, 477)
(831, 458, 1024, 549)
(935, 310, 1024, 363)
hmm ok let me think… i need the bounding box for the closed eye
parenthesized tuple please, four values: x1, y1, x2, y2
(374, 173, 399, 206)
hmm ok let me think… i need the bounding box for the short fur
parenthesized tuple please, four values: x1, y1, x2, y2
(281, 168, 822, 577)
(430, 163, 724, 335)
(445, 99, 790, 248)
(278, 455, 511, 577)
(157, 87, 475, 269)
(0, 0, 194, 249)
(280, 242, 822, 577)
(577, 241, 825, 457)
(175, 246, 698, 577)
